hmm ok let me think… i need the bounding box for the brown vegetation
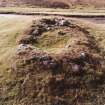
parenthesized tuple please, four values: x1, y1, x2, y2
(1, 0, 105, 8)
(5, 18, 104, 105)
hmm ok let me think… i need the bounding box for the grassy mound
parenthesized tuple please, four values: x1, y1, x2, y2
(4, 18, 104, 105)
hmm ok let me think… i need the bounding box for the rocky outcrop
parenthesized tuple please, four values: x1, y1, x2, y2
(18, 18, 72, 44)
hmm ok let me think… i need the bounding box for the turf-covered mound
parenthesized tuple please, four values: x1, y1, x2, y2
(6, 18, 105, 105)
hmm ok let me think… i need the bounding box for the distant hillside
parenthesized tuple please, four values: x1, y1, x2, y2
(0, 0, 105, 8)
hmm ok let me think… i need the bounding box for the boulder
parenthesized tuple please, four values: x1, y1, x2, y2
(58, 31, 66, 36)
(59, 19, 71, 26)
(16, 44, 34, 54)
(19, 35, 36, 44)
(32, 29, 41, 36)
(39, 55, 52, 61)
(79, 52, 87, 60)
(71, 64, 82, 73)
(32, 27, 47, 36)
(41, 18, 56, 25)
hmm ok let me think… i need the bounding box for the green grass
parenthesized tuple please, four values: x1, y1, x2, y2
(35, 30, 69, 48)
(0, 15, 33, 79)
(0, 16, 34, 104)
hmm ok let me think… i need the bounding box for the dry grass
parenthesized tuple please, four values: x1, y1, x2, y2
(0, 15, 33, 79)
(10, 18, 105, 105)
(72, 18, 105, 53)
(0, 14, 105, 105)
(1, 0, 105, 8)
(1, 7, 105, 16)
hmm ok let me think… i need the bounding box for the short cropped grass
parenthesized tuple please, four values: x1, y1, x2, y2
(0, 15, 33, 80)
